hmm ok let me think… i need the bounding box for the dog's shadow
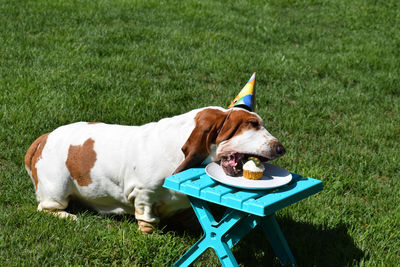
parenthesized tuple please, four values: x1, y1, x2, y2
(66, 201, 364, 266)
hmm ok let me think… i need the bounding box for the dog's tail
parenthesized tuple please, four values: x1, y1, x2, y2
(24, 133, 50, 189)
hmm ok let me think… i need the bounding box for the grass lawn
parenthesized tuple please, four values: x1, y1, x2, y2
(1, 0, 399, 265)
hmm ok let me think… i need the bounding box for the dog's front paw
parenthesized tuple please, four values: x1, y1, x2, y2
(137, 220, 157, 234)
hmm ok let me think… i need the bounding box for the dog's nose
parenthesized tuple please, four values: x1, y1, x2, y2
(274, 143, 286, 156)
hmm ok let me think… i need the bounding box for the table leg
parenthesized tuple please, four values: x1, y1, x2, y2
(173, 234, 208, 267)
(173, 197, 247, 267)
(212, 239, 238, 267)
(224, 214, 261, 248)
(261, 214, 296, 266)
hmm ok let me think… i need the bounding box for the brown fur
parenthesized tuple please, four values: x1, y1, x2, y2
(65, 138, 97, 186)
(24, 133, 50, 190)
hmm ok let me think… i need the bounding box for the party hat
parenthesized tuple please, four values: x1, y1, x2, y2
(228, 72, 256, 111)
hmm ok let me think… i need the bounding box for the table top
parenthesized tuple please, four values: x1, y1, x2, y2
(163, 167, 323, 217)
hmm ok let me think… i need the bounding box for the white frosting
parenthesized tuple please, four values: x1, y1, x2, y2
(243, 160, 265, 172)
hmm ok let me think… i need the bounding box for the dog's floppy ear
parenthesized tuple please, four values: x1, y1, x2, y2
(173, 109, 226, 174)
(215, 116, 240, 144)
(215, 108, 251, 143)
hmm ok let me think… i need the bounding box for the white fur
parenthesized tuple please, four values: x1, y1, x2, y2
(216, 128, 278, 159)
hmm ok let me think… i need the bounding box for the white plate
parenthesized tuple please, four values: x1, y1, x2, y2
(205, 162, 292, 190)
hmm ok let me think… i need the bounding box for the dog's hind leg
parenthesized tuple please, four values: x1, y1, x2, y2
(38, 200, 77, 220)
(34, 176, 77, 220)
(33, 157, 77, 220)
(26, 132, 78, 220)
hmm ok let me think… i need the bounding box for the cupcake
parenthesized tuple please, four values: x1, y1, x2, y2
(242, 157, 265, 180)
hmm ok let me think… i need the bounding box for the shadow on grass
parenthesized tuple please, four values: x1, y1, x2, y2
(234, 217, 364, 267)
(163, 208, 364, 267)
(66, 201, 363, 266)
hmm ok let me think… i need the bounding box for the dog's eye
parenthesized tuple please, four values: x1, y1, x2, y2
(248, 121, 260, 128)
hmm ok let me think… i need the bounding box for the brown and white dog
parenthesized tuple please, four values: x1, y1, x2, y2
(24, 107, 285, 233)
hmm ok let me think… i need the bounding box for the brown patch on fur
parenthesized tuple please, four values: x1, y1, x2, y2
(174, 108, 262, 174)
(65, 138, 97, 186)
(87, 122, 100, 125)
(24, 133, 50, 190)
(174, 109, 226, 173)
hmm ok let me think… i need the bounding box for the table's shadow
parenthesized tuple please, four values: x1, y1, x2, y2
(162, 207, 364, 267)
(67, 201, 364, 266)
(234, 216, 364, 267)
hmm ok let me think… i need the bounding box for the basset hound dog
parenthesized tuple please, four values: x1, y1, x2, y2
(25, 106, 285, 234)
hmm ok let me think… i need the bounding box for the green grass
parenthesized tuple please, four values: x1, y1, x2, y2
(1, 0, 399, 265)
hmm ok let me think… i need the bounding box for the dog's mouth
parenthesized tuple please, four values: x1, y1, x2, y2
(218, 152, 269, 177)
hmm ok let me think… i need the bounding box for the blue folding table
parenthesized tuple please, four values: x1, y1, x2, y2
(163, 168, 322, 266)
